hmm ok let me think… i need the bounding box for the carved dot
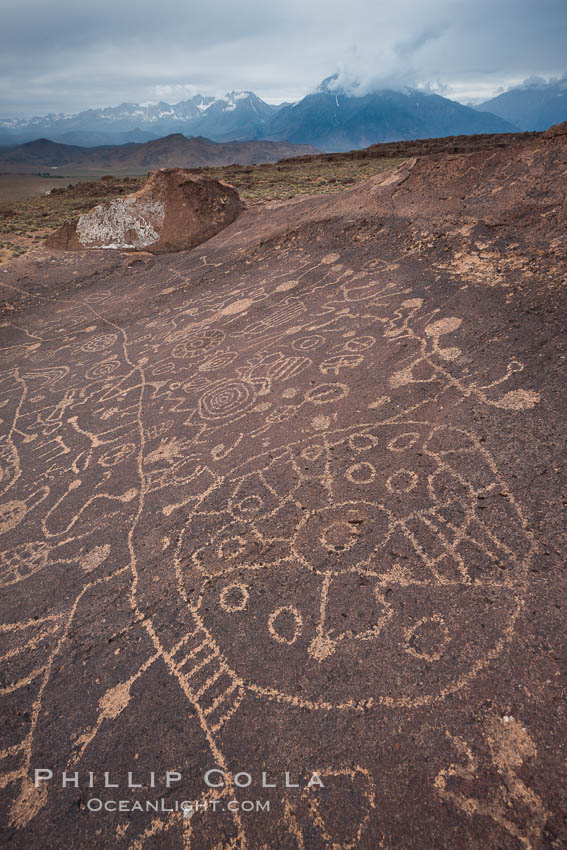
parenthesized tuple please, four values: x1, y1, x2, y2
(310, 416, 330, 431)
(387, 432, 420, 453)
(321, 252, 340, 264)
(220, 583, 249, 613)
(282, 387, 298, 398)
(346, 462, 376, 484)
(275, 280, 298, 292)
(386, 469, 418, 493)
(425, 317, 462, 338)
(268, 606, 303, 645)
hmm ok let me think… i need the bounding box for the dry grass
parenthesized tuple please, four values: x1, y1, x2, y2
(0, 175, 142, 263)
(194, 157, 405, 202)
(0, 157, 404, 264)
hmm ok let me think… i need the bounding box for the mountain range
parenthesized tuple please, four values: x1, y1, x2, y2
(0, 76, 564, 154)
(259, 75, 514, 152)
(0, 92, 281, 149)
(476, 76, 567, 131)
(0, 135, 319, 174)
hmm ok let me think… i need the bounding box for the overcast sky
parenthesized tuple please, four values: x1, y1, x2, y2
(1, 0, 565, 116)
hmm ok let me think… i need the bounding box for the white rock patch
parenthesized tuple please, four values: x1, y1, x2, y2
(76, 197, 165, 249)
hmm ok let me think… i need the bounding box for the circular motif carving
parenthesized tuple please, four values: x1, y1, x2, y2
(220, 583, 249, 613)
(171, 328, 225, 358)
(85, 359, 121, 380)
(198, 380, 256, 422)
(80, 333, 118, 352)
(174, 423, 531, 709)
(268, 606, 303, 645)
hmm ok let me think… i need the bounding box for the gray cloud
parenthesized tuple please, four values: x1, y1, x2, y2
(0, 0, 565, 115)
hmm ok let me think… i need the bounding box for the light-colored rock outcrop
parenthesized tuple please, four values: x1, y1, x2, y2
(47, 168, 243, 252)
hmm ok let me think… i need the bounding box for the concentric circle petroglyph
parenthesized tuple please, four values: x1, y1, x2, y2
(171, 328, 225, 358)
(84, 358, 121, 380)
(292, 334, 325, 352)
(198, 380, 257, 422)
(79, 332, 118, 352)
(174, 421, 533, 710)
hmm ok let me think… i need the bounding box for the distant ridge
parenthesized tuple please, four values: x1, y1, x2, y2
(476, 76, 567, 131)
(0, 80, 519, 152)
(0, 134, 320, 174)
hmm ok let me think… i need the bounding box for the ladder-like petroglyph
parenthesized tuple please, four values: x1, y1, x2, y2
(0, 131, 565, 848)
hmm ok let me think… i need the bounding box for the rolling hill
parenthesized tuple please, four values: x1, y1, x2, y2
(0, 134, 319, 174)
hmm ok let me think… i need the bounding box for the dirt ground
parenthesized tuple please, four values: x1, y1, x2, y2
(0, 158, 407, 264)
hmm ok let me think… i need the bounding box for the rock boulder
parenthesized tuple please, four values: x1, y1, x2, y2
(47, 168, 243, 253)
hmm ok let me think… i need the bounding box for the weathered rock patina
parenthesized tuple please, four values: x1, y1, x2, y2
(0, 127, 566, 849)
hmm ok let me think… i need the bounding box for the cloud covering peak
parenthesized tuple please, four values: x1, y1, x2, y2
(1, 0, 565, 115)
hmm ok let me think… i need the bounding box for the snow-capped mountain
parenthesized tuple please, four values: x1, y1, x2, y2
(0, 79, 528, 152)
(260, 76, 516, 151)
(0, 92, 279, 147)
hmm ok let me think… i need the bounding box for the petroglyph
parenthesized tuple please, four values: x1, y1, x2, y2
(0, 251, 544, 845)
(435, 716, 550, 849)
(172, 419, 532, 709)
(1, 132, 564, 847)
(76, 197, 165, 250)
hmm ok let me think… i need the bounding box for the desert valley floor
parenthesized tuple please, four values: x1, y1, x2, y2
(0, 129, 566, 848)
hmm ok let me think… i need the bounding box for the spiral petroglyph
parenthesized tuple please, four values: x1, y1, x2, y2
(198, 380, 257, 422)
(0, 130, 564, 849)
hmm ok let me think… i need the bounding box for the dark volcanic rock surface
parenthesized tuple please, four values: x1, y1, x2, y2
(0, 129, 565, 849)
